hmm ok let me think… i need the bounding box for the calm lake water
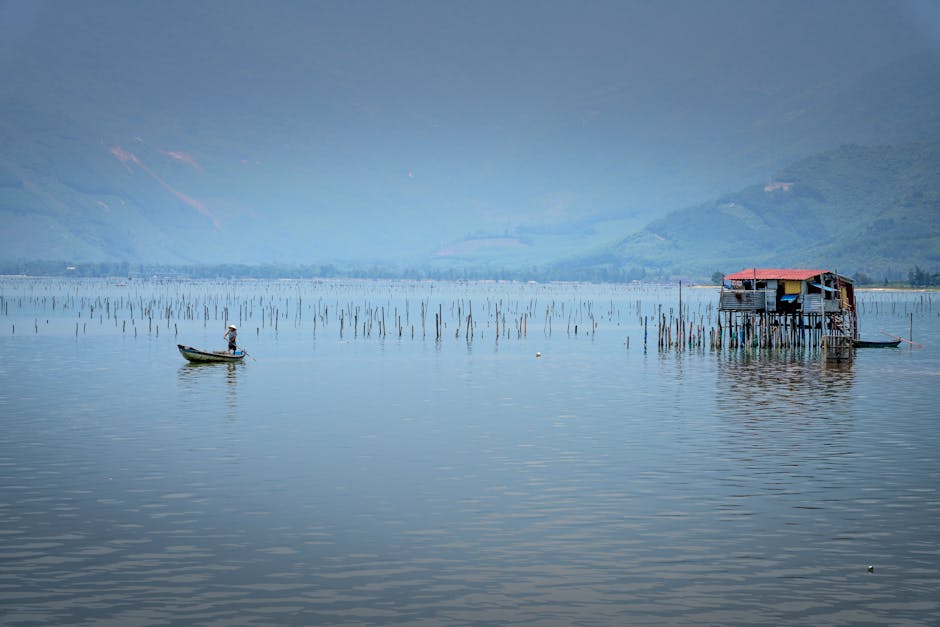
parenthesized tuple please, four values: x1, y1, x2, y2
(1, 278, 938, 626)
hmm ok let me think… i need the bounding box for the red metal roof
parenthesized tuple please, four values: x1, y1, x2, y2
(724, 268, 829, 281)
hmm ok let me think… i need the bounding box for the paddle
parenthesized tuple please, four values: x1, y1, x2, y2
(880, 330, 925, 348)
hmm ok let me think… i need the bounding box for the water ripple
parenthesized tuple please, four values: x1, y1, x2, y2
(1, 281, 938, 624)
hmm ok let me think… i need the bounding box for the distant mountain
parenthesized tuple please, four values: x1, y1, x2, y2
(592, 141, 940, 281)
(0, 96, 362, 265)
(424, 52, 940, 270)
(1, 1, 938, 275)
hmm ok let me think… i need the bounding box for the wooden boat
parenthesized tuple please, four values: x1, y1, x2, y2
(853, 339, 901, 348)
(178, 344, 246, 363)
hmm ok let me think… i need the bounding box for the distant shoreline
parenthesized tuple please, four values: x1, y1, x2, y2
(2, 274, 938, 292)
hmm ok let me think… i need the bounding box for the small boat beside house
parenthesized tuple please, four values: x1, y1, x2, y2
(178, 344, 247, 363)
(853, 339, 901, 348)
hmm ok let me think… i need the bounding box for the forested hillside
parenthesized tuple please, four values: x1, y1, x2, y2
(595, 142, 940, 281)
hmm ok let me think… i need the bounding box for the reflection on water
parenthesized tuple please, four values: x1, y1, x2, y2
(715, 349, 856, 481)
(0, 280, 937, 625)
(177, 361, 241, 420)
(717, 348, 855, 417)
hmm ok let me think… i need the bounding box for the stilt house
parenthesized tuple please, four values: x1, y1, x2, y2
(717, 268, 857, 348)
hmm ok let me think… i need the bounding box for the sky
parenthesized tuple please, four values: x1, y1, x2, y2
(1, 0, 939, 263)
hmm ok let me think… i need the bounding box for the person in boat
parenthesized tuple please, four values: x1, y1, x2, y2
(224, 324, 238, 353)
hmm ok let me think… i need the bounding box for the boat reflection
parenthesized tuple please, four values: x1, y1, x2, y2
(177, 361, 241, 420)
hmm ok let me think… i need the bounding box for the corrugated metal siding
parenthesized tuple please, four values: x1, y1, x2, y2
(719, 290, 765, 311)
(804, 293, 823, 312)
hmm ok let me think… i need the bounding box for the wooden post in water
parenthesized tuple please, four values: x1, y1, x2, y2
(678, 280, 683, 352)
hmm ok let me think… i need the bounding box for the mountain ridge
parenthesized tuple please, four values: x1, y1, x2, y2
(591, 141, 940, 281)
(1, 27, 939, 273)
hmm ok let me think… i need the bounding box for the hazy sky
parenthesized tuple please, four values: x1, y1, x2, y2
(2, 0, 939, 262)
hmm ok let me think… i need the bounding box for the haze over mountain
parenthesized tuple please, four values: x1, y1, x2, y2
(1, 0, 939, 275)
(586, 141, 940, 282)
